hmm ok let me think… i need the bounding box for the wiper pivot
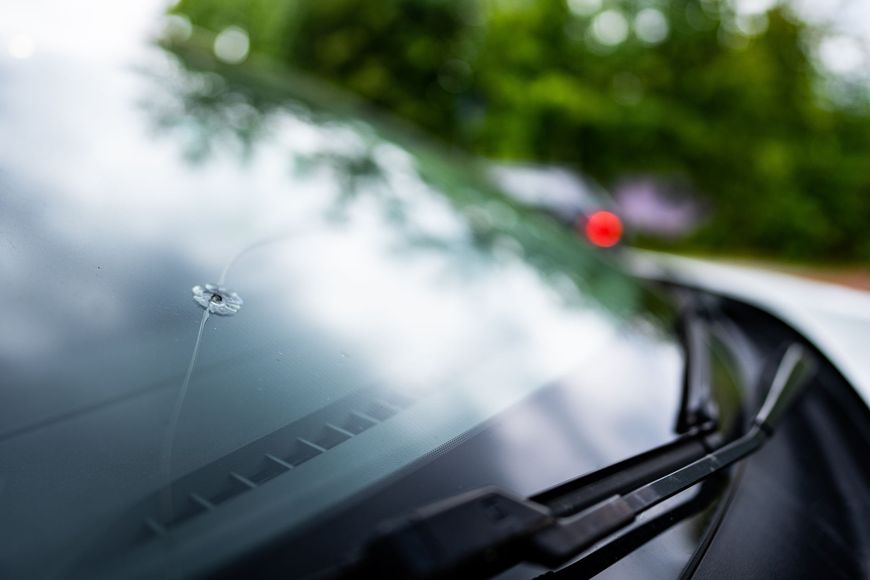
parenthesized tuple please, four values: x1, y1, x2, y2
(360, 489, 552, 579)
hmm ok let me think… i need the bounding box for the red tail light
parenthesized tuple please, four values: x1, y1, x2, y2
(583, 211, 623, 248)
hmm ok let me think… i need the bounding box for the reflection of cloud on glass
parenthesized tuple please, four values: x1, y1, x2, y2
(7, 33, 35, 59)
(143, 38, 650, 323)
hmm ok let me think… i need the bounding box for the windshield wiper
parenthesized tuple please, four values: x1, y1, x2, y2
(531, 294, 726, 521)
(330, 343, 814, 580)
(674, 293, 719, 433)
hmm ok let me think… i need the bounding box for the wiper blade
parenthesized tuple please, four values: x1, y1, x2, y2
(675, 293, 719, 433)
(333, 343, 814, 580)
(524, 293, 725, 521)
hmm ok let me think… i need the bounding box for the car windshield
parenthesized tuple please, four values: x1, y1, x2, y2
(0, 4, 687, 578)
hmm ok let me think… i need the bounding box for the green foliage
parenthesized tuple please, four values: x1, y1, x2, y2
(172, 0, 870, 261)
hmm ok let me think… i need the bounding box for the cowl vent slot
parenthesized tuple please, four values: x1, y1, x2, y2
(86, 386, 418, 561)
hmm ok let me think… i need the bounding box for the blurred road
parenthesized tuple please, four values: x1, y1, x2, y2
(788, 268, 870, 293)
(721, 260, 870, 293)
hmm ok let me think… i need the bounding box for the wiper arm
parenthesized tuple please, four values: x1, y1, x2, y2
(333, 344, 814, 580)
(543, 475, 729, 580)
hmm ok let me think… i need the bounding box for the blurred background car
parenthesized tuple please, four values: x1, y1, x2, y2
(488, 163, 626, 248)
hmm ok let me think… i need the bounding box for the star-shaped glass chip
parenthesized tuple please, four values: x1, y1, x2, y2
(192, 283, 244, 316)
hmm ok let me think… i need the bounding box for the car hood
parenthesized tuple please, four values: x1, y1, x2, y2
(629, 250, 870, 406)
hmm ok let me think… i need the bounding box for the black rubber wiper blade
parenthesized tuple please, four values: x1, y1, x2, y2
(334, 344, 815, 580)
(675, 292, 719, 433)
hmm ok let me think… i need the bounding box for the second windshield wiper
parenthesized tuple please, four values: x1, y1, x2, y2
(530, 294, 726, 521)
(331, 343, 815, 580)
(675, 293, 719, 433)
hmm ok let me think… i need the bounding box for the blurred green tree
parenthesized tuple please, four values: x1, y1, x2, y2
(170, 0, 870, 262)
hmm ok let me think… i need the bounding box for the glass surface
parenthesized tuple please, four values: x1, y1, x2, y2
(0, 4, 690, 578)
